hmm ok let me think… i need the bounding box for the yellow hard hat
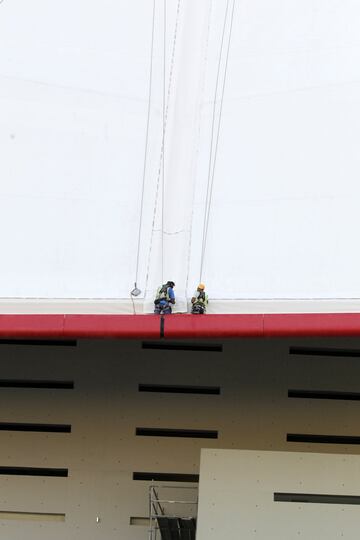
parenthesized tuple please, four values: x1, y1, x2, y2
(198, 283, 205, 290)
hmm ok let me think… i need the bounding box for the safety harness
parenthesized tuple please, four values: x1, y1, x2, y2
(194, 291, 208, 305)
(154, 284, 170, 305)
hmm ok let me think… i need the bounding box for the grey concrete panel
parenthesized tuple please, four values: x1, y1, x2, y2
(197, 449, 360, 539)
(0, 337, 360, 537)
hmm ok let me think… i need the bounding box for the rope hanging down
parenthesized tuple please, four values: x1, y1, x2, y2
(131, 0, 156, 300)
(199, 0, 236, 282)
(161, 0, 166, 284)
(184, 0, 214, 299)
(144, 0, 182, 297)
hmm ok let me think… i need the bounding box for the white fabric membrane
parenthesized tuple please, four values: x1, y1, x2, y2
(0, 1, 360, 313)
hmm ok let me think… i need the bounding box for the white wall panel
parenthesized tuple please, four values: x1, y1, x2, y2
(197, 449, 360, 539)
(1, 1, 360, 301)
(189, 0, 360, 299)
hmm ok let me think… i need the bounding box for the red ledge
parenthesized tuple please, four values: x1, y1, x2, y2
(165, 314, 263, 338)
(0, 313, 359, 339)
(0, 315, 65, 338)
(63, 315, 159, 339)
(263, 313, 360, 337)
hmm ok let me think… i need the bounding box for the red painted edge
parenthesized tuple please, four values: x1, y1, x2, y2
(165, 314, 263, 338)
(263, 313, 360, 337)
(63, 315, 159, 339)
(0, 313, 359, 339)
(0, 315, 65, 338)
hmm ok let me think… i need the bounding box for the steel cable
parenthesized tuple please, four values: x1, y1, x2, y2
(133, 0, 156, 294)
(161, 0, 166, 284)
(144, 0, 182, 298)
(199, 0, 236, 282)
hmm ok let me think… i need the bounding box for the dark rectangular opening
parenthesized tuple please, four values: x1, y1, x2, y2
(0, 466, 68, 477)
(0, 510, 65, 522)
(0, 380, 74, 389)
(0, 423, 71, 433)
(136, 427, 218, 439)
(287, 433, 360, 445)
(0, 339, 76, 347)
(138, 384, 220, 395)
(142, 341, 223, 352)
(130, 516, 148, 526)
(288, 389, 360, 401)
(289, 346, 360, 358)
(274, 492, 360, 505)
(133, 472, 199, 483)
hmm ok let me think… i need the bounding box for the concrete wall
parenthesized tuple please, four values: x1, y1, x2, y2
(0, 336, 360, 538)
(197, 449, 360, 539)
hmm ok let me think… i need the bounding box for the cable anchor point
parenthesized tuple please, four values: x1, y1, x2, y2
(131, 283, 141, 297)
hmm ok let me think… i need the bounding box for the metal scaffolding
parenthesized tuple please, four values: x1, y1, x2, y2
(148, 484, 198, 540)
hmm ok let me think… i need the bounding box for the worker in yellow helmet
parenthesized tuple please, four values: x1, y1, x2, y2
(191, 283, 208, 314)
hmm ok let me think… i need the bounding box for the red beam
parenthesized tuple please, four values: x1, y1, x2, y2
(0, 313, 359, 339)
(263, 313, 360, 337)
(0, 315, 64, 338)
(63, 315, 159, 339)
(164, 314, 264, 338)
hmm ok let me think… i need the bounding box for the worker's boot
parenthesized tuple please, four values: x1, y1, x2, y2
(192, 304, 205, 315)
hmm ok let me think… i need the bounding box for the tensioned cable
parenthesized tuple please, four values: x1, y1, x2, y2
(204, 0, 236, 242)
(161, 0, 166, 284)
(199, 0, 230, 283)
(133, 0, 156, 295)
(199, 0, 233, 281)
(144, 0, 182, 298)
(184, 0, 214, 298)
(199, 0, 236, 282)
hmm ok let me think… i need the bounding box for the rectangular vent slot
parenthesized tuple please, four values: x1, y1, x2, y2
(0, 511, 65, 522)
(136, 427, 218, 439)
(289, 346, 360, 358)
(287, 434, 360, 445)
(274, 493, 360, 505)
(139, 384, 220, 395)
(142, 341, 223, 352)
(289, 389, 360, 401)
(0, 466, 68, 477)
(0, 339, 77, 347)
(130, 517, 149, 526)
(0, 423, 71, 433)
(0, 380, 74, 389)
(133, 472, 199, 482)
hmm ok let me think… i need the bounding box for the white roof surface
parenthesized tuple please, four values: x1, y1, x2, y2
(1, 1, 360, 313)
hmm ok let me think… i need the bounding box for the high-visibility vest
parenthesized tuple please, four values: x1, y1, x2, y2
(155, 284, 170, 302)
(194, 291, 208, 305)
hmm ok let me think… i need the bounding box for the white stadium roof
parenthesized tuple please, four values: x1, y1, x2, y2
(1, 0, 360, 315)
